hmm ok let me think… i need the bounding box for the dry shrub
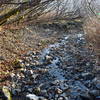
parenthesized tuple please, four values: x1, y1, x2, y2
(84, 16, 100, 65)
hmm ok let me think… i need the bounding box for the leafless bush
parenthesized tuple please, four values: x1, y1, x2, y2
(82, 0, 100, 67)
(84, 16, 100, 66)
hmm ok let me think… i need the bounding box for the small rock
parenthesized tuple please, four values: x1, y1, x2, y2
(56, 88, 63, 94)
(51, 80, 59, 85)
(26, 94, 48, 100)
(39, 97, 48, 100)
(12, 89, 21, 95)
(75, 67, 84, 72)
(10, 73, 15, 78)
(25, 63, 30, 67)
(89, 90, 100, 97)
(40, 90, 48, 97)
(82, 73, 93, 80)
(65, 97, 69, 100)
(34, 87, 41, 95)
(2, 86, 12, 100)
(60, 93, 67, 97)
(0, 89, 7, 100)
(96, 84, 100, 89)
(95, 96, 100, 100)
(45, 55, 52, 60)
(34, 60, 40, 65)
(80, 93, 91, 100)
(31, 74, 38, 79)
(26, 51, 33, 55)
(0, 56, 5, 60)
(28, 88, 33, 93)
(57, 96, 65, 100)
(26, 94, 39, 100)
(37, 43, 42, 46)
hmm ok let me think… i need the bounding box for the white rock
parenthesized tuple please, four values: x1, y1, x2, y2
(10, 73, 15, 77)
(26, 94, 47, 100)
(26, 94, 39, 100)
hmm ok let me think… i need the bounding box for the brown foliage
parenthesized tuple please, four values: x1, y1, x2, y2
(84, 16, 100, 65)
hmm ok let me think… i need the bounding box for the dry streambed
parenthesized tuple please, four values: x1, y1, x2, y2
(0, 30, 100, 100)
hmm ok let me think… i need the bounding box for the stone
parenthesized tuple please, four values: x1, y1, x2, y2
(39, 97, 48, 100)
(89, 90, 100, 97)
(0, 89, 7, 100)
(80, 93, 91, 100)
(57, 96, 65, 100)
(28, 88, 33, 93)
(96, 84, 100, 89)
(45, 55, 52, 60)
(12, 89, 21, 95)
(2, 86, 12, 100)
(0, 56, 5, 60)
(26, 94, 39, 100)
(34, 87, 41, 95)
(56, 88, 63, 94)
(82, 73, 94, 80)
(95, 96, 100, 100)
(37, 43, 42, 46)
(34, 60, 40, 65)
(40, 90, 48, 97)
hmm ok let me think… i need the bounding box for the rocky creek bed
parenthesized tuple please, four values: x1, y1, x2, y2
(0, 30, 100, 100)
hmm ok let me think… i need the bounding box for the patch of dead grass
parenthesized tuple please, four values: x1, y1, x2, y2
(84, 16, 100, 65)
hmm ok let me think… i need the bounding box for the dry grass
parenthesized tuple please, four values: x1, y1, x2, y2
(84, 16, 100, 65)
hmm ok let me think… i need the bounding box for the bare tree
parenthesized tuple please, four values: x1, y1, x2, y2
(0, 0, 56, 29)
